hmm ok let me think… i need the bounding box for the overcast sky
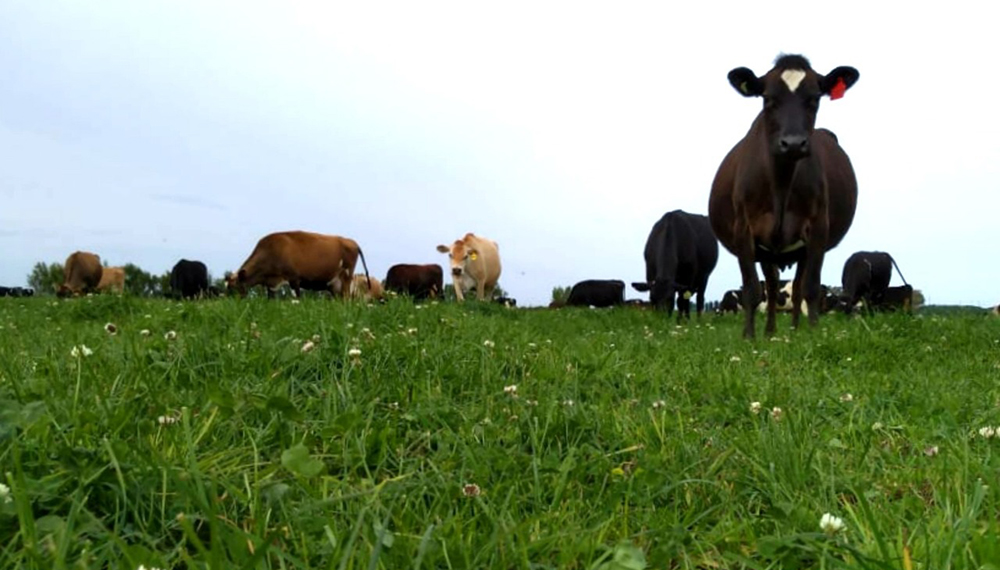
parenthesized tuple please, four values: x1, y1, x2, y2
(2, 1, 998, 307)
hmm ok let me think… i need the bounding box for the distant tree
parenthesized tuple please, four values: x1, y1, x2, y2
(122, 263, 164, 297)
(27, 262, 64, 295)
(551, 285, 571, 305)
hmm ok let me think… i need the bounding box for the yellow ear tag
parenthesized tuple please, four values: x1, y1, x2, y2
(683, 291, 693, 300)
(470, 252, 478, 261)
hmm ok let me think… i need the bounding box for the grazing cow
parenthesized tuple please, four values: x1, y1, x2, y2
(841, 251, 907, 313)
(59, 251, 103, 297)
(872, 285, 914, 313)
(96, 266, 126, 294)
(717, 289, 743, 314)
(720, 282, 844, 315)
(631, 210, 718, 320)
(0, 287, 9, 297)
(350, 274, 384, 301)
(229, 231, 370, 299)
(170, 259, 210, 299)
(436, 233, 502, 302)
(384, 264, 443, 301)
(708, 54, 860, 338)
(992, 304, 1000, 317)
(553, 279, 626, 308)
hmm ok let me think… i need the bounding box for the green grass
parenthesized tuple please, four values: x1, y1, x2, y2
(1, 295, 999, 569)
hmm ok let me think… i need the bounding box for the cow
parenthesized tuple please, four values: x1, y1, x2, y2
(553, 279, 625, 308)
(228, 231, 370, 299)
(384, 264, 443, 301)
(872, 284, 914, 313)
(170, 259, 209, 299)
(350, 274, 384, 301)
(436, 233, 502, 302)
(719, 282, 845, 315)
(708, 54, 860, 338)
(841, 251, 907, 314)
(494, 296, 517, 308)
(631, 210, 718, 320)
(58, 251, 103, 297)
(992, 304, 1000, 317)
(717, 289, 743, 314)
(96, 266, 126, 294)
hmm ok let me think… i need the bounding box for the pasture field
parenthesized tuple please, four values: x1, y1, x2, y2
(1, 296, 999, 569)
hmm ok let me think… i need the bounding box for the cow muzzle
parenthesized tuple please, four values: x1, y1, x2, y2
(452, 267, 463, 276)
(777, 134, 810, 158)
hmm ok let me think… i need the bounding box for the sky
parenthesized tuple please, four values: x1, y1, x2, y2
(2, 1, 998, 307)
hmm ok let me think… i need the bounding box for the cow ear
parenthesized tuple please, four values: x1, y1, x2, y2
(728, 67, 763, 97)
(436, 245, 450, 254)
(820, 66, 859, 97)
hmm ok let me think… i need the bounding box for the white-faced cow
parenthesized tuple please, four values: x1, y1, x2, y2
(229, 231, 369, 299)
(631, 210, 719, 320)
(436, 233, 501, 302)
(708, 54, 860, 338)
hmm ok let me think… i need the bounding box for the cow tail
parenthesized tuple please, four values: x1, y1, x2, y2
(358, 247, 371, 290)
(889, 255, 909, 286)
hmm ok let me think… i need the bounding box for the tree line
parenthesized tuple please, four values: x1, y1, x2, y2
(26, 262, 225, 297)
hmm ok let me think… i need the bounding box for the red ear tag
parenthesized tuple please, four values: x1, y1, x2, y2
(830, 77, 847, 100)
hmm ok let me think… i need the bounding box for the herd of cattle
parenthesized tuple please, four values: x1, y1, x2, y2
(3, 54, 1000, 334)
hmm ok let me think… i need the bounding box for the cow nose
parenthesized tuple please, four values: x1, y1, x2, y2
(778, 135, 809, 157)
(452, 267, 463, 276)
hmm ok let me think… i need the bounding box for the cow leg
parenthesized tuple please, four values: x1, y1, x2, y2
(477, 282, 487, 301)
(737, 255, 761, 339)
(452, 277, 465, 303)
(789, 263, 806, 329)
(762, 263, 780, 335)
(802, 247, 825, 327)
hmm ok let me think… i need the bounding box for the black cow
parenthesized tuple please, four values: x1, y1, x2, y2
(0, 287, 33, 297)
(841, 251, 907, 313)
(384, 264, 443, 301)
(170, 259, 210, 299)
(556, 279, 625, 308)
(494, 296, 517, 308)
(708, 54, 860, 338)
(632, 210, 719, 320)
(872, 284, 914, 313)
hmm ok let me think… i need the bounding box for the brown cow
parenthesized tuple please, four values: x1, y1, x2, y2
(228, 231, 370, 299)
(436, 233, 502, 302)
(708, 54, 859, 338)
(384, 264, 443, 301)
(58, 251, 103, 297)
(350, 274, 384, 301)
(97, 266, 126, 294)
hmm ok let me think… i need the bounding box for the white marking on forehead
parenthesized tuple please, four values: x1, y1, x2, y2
(780, 69, 807, 93)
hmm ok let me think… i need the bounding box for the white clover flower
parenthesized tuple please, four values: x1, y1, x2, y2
(139, 329, 151, 337)
(924, 445, 939, 457)
(137, 565, 164, 570)
(483, 340, 495, 348)
(407, 328, 418, 335)
(301, 341, 316, 353)
(388, 402, 400, 410)
(770, 407, 783, 421)
(978, 426, 996, 439)
(563, 399, 575, 407)
(527, 342, 537, 349)
(872, 422, 884, 431)
(652, 399, 666, 409)
(819, 513, 844, 535)
(104, 322, 117, 335)
(729, 355, 741, 362)
(70, 345, 93, 358)
(290, 299, 300, 305)
(840, 393, 854, 403)
(164, 331, 177, 341)
(462, 483, 481, 497)
(503, 384, 517, 395)
(348, 347, 362, 358)
(0, 482, 11, 504)
(750, 401, 762, 415)
(312, 334, 321, 343)
(157, 415, 178, 426)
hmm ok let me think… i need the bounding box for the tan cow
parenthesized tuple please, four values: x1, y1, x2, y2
(229, 231, 370, 299)
(436, 232, 501, 302)
(97, 266, 126, 294)
(58, 251, 103, 297)
(350, 274, 384, 301)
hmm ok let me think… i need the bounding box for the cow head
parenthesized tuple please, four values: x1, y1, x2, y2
(225, 271, 247, 296)
(436, 240, 479, 278)
(728, 54, 858, 160)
